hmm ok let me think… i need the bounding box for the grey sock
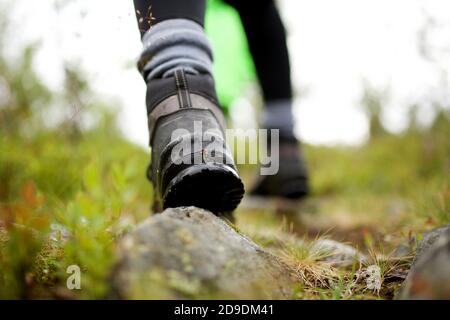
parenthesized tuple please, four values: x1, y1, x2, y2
(261, 99, 296, 140)
(139, 19, 214, 81)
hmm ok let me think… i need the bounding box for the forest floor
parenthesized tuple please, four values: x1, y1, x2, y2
(0, 110, 449, 299)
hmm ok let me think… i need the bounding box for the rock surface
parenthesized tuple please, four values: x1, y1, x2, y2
(111, 207, 296, 299)
(311, 239, 366, 267)
(397, 224, 450, 299)
(414, 224, 450, 264)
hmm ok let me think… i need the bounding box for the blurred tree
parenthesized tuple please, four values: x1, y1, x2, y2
(360, 80, 390, 138)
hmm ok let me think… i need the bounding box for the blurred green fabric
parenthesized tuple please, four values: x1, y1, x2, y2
(205, 0, 256, 111)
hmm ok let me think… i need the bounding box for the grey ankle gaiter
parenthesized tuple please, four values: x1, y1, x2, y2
(138, 19, 214, 81)
(261, 99, 296, 140)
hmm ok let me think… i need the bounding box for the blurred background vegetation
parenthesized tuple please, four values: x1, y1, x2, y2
(0, 0, 449, 299)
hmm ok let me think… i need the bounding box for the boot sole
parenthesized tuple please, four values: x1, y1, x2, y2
(163, 164, 245, 214)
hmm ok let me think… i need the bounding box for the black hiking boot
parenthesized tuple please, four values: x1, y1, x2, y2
(145, 69, 244, 214)
(251, 138, 309, 199)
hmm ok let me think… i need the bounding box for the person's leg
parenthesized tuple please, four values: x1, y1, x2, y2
(223, 0, 291, 100)
(132, 0, 244, 213)
(133, 0, 206, 36)
(133, 0, 212, 83)
(224, 0, 309, 198)
(223, 0, 293, 136)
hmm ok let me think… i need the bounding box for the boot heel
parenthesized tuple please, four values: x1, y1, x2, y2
(163, 164, 244, 214)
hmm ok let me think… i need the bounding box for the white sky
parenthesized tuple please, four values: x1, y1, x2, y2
(3, 0, 450, 147)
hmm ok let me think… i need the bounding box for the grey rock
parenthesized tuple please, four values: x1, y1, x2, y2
(392, 244, 414, 259)
(111, 207, 295, 299)
(311, 239, 366, 267)
(414, 224, 450, 265)
(397, 224, 450, 299)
